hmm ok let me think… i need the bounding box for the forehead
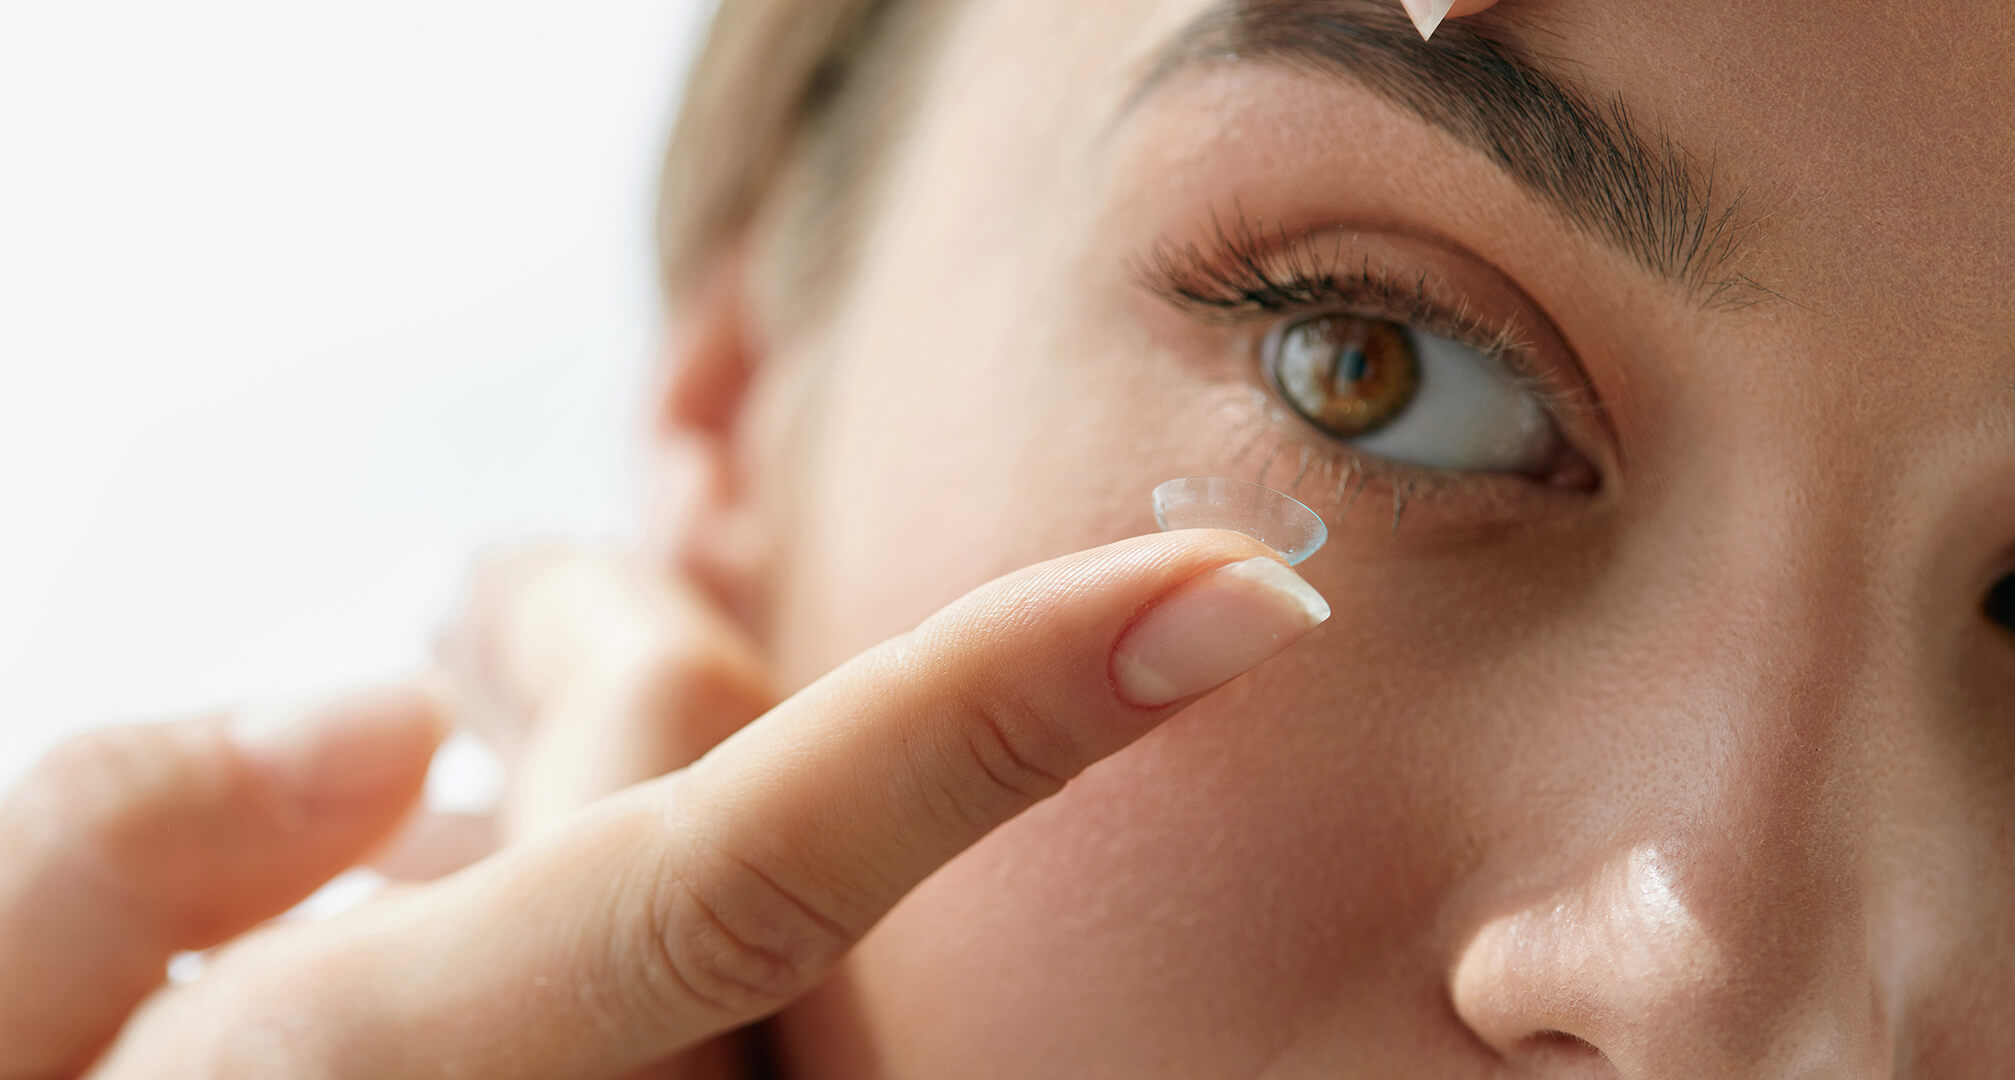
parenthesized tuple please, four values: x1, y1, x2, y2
(1478, 0, 2015, 343)
(927, 0, 2013, 346)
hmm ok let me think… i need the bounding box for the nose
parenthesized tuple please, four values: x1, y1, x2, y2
(1443, 539, 1900, 1079)
(1431, 361, 1986, 1074)
(1442, 448, 1915, 1077)
(1449, 833, 1889, 1078)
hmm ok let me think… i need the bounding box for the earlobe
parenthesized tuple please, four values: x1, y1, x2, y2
(646, 251, 771, 629)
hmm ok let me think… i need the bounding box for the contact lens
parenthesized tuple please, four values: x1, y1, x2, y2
(1151, 477, 1328, 565)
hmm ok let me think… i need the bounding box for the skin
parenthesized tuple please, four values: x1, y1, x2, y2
(0, 0, 2009, 1076)
(710, 0, 2015, 1074)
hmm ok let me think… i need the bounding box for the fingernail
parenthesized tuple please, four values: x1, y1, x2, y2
(1401, 0, 1454, 40)
(230, 684, 449, 814)
(1111, 557, 1330, 707)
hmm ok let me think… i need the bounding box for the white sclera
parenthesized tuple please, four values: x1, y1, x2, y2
(1151, 477, 1329, 565)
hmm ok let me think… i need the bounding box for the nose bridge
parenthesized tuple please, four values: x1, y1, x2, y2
(1614, 731, 1881, 1074)
(1452, 431, 1906, 1075)
(1615, 405, 1888, 903)
(1620, 429, 1898, 1064)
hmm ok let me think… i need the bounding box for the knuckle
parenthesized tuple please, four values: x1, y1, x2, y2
(949, 680, 1073, 819)
(1, 721, 242, 941)
(200, 984, 327, 1076)
(29, 727, 147, 798)
(638, 639, 725, 703)
(203, 985, 345, 1077)
(8, 725, 186, 850)
(640, 845, 854, 1020)
(103, 941, 346, 1080)
(643, 639, 769, 719)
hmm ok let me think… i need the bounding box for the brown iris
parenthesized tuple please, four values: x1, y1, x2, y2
(1269, 314, 1420, 437)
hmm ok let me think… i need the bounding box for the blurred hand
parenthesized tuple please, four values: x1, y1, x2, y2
(419, 543, 781, 1077)
(0, 685, 446, 1078)
(0, 530, 1328, 1078)
(400, 543, 774, 870)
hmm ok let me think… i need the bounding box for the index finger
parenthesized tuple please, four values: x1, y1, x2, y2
(219, 530, 1329, 1078)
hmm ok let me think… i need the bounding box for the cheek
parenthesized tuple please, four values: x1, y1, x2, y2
(777, 633, 1498, 1071)
(763, 379, 1639, 1066)
(761, 352, 1125, 690)
(761, 295, 1256, 691)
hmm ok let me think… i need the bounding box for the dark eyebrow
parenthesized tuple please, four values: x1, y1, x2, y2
(1137, 0, 1770, 308)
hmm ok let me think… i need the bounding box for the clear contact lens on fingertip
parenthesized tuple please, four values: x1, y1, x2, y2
(1151, 476, 1328, 565)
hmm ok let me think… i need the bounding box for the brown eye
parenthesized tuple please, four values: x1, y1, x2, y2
(1260, 310, 1564, 475)
(1269, 315, 1420, 437)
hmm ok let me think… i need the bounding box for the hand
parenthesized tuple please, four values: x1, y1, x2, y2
(421, 543, 782, 1078)
(389, 543, 773, 875)
(1, 529, 1328, 1078)
(0, 685, 446, 1078)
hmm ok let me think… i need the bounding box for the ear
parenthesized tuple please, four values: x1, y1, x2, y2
(646, 250, 770, 629)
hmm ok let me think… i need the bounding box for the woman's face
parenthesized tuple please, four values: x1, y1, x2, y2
(721, 0, 2015, 1073)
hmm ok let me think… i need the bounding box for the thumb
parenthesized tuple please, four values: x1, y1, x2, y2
(0, 683, 444, 1076)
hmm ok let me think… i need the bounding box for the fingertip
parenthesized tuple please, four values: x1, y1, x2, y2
(1022, 527, 1284, 598)
(1151, 526, 1298, 567)
(228, 682, 446, 817)
(1111, 555, 1329, 708)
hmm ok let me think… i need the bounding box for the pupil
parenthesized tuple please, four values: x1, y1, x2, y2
(1335, 346, 1368, 384)
(1273, 315, 1419, 438)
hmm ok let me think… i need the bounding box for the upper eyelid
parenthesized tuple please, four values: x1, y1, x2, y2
(1134, 213, 1511, 342)
(1133, 226, 1521, 379)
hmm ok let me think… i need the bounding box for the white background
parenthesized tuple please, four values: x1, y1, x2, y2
(0, 2, 710, 789)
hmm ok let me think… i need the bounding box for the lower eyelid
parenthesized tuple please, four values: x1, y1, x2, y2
(1206, 384, 1584, 535)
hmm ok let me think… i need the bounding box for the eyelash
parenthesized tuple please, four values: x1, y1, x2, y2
(1131, 211, 1597, 529)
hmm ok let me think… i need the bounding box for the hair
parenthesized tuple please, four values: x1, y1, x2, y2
(655, 0, 941, 324)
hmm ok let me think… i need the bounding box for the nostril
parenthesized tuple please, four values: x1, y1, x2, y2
(1524, 1029, 1604, 1058)
(1985, 572, 2015, 634)
(1516, 1031, 1620, 1078)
